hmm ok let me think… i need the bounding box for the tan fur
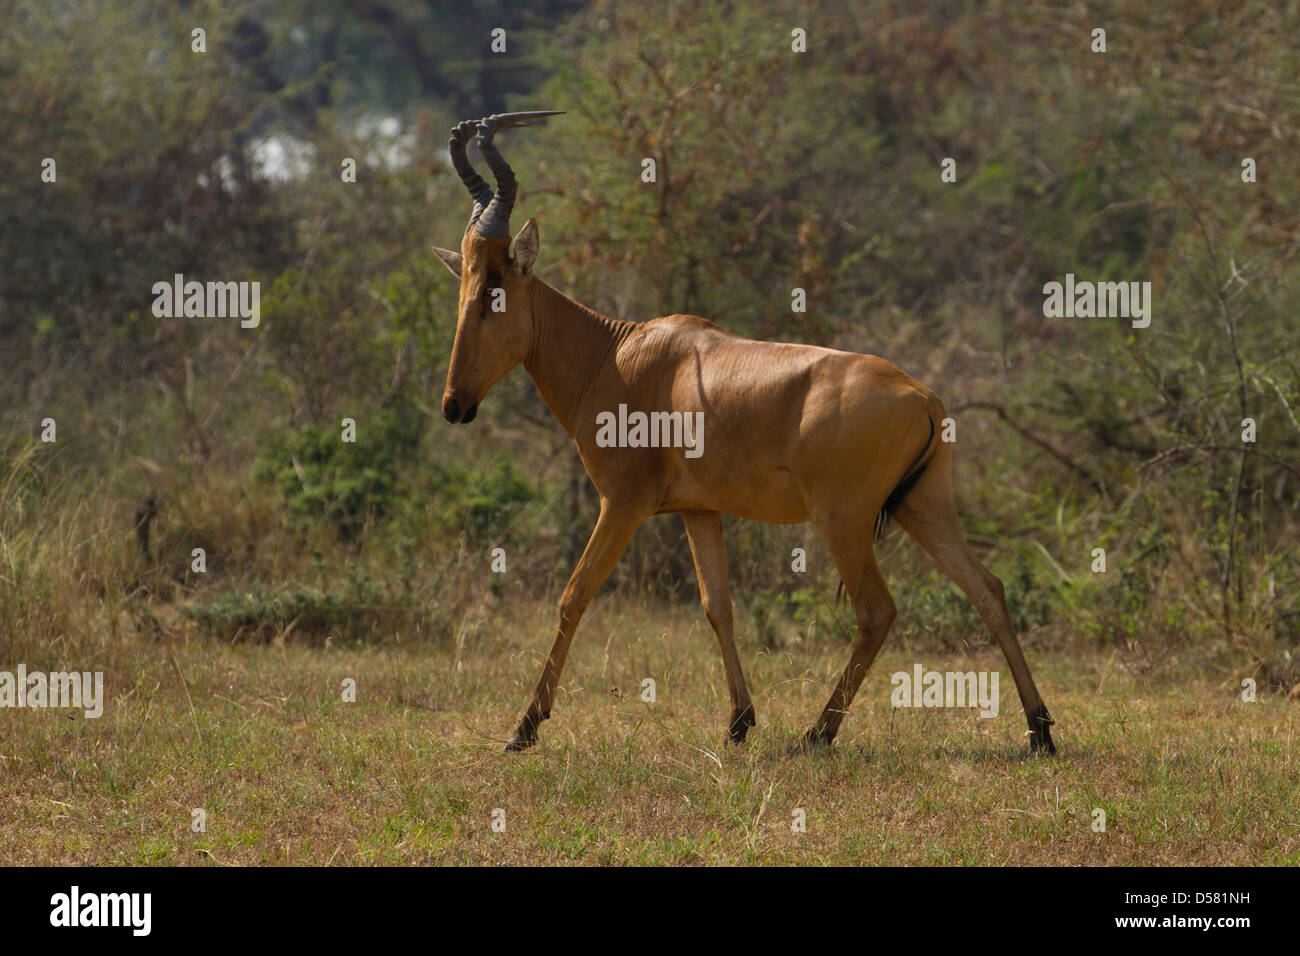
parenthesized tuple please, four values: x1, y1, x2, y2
(436, 228, 1056, 753)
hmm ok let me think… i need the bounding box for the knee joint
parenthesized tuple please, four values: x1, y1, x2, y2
(702, 599, 732, 632)
(863, 599, 897, 635)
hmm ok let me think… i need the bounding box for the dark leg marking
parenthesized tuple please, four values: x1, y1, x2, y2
(1027, 704, 1057, 756)
(728, 703, 756, 743)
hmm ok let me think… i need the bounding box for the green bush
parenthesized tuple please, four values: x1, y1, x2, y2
(181, 562, 453, 645)
(252, 404, 423, 540)
(431, 457, 539, 540)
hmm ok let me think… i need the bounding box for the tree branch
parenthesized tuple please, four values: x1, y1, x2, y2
(949, 400, 1107, 496)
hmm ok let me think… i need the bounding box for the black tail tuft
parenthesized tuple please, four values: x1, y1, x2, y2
(873, 416, 935, 541)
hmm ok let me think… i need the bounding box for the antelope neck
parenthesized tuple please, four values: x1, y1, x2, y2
(524, 278, 634, 436)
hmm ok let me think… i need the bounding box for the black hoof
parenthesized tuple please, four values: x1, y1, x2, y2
(503, 733, 535, 753)
(1028, 705, 1057, 756)
(504, 712, 544, 752)
(727, 704, 757, 743)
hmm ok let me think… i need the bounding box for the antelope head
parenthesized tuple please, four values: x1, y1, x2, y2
(433, 111, 562, 424)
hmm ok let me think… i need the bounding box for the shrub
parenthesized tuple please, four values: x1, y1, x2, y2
(252, 404, 423, 540)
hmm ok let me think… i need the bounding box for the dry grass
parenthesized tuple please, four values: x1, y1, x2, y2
(2, 596, 1296, 866)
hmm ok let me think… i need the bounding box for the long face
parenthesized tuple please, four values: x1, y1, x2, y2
(435, 224, 539, 424)
(433, 111, 555, 424)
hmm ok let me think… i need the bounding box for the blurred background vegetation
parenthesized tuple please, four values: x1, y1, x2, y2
(1, 0, 1297, 689)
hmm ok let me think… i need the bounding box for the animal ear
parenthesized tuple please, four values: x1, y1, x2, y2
(512, 218, 539, 276)
(432, 247, 462, 278)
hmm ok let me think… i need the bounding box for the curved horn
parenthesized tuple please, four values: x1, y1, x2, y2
(449, 119, 493, 230)
(471, 111, 564, 239)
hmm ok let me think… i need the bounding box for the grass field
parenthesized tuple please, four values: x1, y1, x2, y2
(3, 597, 1296, 866)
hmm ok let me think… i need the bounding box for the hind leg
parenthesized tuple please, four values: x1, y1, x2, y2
(892, 446, 1056, 754)
(803, 518, 897, 746)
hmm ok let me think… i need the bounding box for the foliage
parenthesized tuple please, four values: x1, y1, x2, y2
(252, 404, 423, 540)
(0, 0, 1296, 684)
(430, 457, 539, 540)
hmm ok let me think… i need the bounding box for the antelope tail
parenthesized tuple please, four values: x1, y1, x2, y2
(873, 413, 938, 542)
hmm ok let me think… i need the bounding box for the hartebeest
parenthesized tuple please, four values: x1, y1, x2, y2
(433, 113, 1056, 755)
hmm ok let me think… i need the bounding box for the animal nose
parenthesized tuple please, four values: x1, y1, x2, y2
(442, 395, 479, 424)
